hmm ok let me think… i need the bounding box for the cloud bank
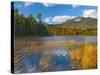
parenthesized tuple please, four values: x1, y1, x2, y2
(82, 9, 97, 18)
(44, 15, 76, 24)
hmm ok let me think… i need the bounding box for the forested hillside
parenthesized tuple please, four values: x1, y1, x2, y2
(12, 9, 97, 36)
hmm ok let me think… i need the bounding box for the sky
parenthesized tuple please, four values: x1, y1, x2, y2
(12, 1, 97, 24)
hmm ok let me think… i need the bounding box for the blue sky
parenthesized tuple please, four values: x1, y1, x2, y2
(13, 1, 97, 24)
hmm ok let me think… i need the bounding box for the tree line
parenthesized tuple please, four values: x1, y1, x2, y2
(12, 9, 97, 36)
(12, 9, 50, 36)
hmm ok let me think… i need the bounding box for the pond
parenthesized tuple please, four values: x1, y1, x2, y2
(14, 36, 97, 73)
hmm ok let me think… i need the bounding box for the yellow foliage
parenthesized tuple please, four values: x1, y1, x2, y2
(69, 43, 97, 69)
(81, 43, 97, 69)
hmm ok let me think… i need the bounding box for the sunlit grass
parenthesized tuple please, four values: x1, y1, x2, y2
(69, 42, 97, 69)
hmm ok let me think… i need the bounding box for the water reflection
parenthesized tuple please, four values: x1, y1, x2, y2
(14, 36, 96, 73)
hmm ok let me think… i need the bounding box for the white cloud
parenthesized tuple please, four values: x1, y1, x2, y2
(51, 15, 75, 23)
(14, 2, 33, 8)
(44, 17, 52, 23)
(72, 5, 79, 8)
(82, 9, 97, 18)
(44, 15, 76, 24)
(14, 4, 22, 8)
(42, 3, 55, 7)
(24, 2, 33, 7)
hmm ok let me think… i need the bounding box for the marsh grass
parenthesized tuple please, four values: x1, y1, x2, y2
(69, 42, 97, 69)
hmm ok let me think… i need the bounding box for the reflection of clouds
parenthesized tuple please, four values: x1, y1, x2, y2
(50, 52, 71, 70)
(54, 49, 67, 55)
(67, 36, 85, 42)
(52, 47, 68, 56)
(84, 36, 97, 42)
(41, 36, 96, 43)
(43, 46, 69, 57)
(42, 36, 86, 42)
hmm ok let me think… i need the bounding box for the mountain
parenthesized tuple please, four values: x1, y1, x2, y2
(63, 17, 97, 28)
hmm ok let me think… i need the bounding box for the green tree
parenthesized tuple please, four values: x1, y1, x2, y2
(37, 13, 42, 23)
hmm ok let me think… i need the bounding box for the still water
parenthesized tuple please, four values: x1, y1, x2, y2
(14, 36, 97, 73)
